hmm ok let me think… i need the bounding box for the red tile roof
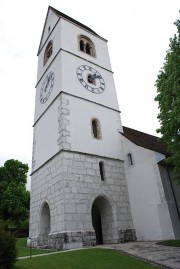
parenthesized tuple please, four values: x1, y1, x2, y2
(122, 126, 170, 156)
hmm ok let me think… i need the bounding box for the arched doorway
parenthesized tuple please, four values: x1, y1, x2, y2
(91, 196, 115, 244)
(39, 202, 51, 246)
(92, 203, 103, 244)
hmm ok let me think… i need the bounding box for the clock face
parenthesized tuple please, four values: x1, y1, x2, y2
(40, 72, 55, 104)
(76, 65, 105, 94)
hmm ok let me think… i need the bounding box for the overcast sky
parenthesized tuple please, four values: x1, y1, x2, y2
(0, 0, 179, 188)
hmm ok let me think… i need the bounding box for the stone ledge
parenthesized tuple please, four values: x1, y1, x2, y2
(35, 231, 96, 250)
(118, 229, 137, 243)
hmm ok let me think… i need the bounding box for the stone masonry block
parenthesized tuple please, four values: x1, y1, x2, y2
(29, 151, 135, 250)
(65, 204, 76, 213)
(77, 204, 87, 213)
(62, 142, 71, 150)
(87, 169, 96, 176)
(73, 161, 85, 168)
(61, 108, 70, 115)
(63, 152, 74, 159)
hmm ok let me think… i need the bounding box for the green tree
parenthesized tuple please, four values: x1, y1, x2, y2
(155, 19, 180, 176)
(0, 159, 30, 226)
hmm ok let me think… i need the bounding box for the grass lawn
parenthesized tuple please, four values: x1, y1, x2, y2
(17, 238, 57, 257)
(15, 248, 161, 269)
(157, 240, 180, 247)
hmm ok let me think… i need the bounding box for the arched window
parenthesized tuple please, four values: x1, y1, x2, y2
(91, 118, 102, 139)
(44, 40, 53, 66)
(99, 161, 105, 181)
(78, 35, 96, 57)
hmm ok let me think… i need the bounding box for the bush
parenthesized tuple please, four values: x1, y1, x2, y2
(0, 226, 18, 269)
(6, 227, 29, 238)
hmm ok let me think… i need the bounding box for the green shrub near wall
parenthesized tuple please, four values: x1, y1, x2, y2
(5, 227, 29, 238)
(0, 227, 18, 269)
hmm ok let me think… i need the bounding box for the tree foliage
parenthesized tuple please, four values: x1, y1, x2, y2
(155, 19, 180, 176)
(0, 159, 30, 226)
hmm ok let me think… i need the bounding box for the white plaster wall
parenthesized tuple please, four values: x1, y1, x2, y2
(34, 47, 120, 132)
(35, 17, 119, 122)
(157, 203, 175, 239)
(61, 51, 119, 111)
(122, 135, 174, 240)
(60, 18, 112, 70)
(38, 9, 111, 74)
(34, 55, 62, 122)
(37, 13, 113, 97)
(39, 9, 59, 56)
(37, 21, 61, 82)
(155, 152, 166, 163)
(33, 91, 123, 170)
(68, 94, 123, 160)
(33, 99, 59, 170)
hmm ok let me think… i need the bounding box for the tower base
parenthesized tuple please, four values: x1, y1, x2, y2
(29, 229, 136, 250)
(30, 231, 95, 250)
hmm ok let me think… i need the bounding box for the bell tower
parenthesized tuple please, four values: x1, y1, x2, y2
(29, 6, 136, 249)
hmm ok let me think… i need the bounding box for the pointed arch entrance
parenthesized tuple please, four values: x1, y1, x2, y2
(91, 196, 115, 245)
(38, 202, 51, 246)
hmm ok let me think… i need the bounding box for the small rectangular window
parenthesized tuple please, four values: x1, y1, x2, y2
(99, 161, 105, 181)
(91, 118, 101, 139)
(127, 153, 133, 166)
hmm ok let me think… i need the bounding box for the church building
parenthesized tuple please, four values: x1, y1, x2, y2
(29, 6, 180, 249)
(29, 6, 136, 249)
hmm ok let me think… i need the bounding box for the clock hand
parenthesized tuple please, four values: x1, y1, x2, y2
(88, 73, 101, 82)
(44, 77, 51, 92)
(44, 84, 48, 92)
(94, 73, 102, 79)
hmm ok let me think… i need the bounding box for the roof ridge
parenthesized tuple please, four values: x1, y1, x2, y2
(49, 6, 101, 37)
(122, 126, 159, 139)
(122, 126, 170, 156)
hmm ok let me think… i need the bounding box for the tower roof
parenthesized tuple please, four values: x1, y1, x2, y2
(121, 126, 170, 156)
(50, 6, 101, 37)
(38, 6, 104, 54)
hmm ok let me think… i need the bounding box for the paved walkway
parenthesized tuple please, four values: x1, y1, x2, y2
(100, 242, 180, 269)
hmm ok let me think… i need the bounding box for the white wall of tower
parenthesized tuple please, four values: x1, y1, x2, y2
(35, 50, 120, 123)
(33, 12, 124, 170)
(68, 94, 123, 159)
(35, 16, 120, 123)
(61, 51, 119, 110)
(37, 15, 112, 84)
(34, 55, 62, 122)
(60, 19, 112, 70)
(38, 9, 59, 57)
(33, 99, 59, 170)
(33, 92, 124, 171)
